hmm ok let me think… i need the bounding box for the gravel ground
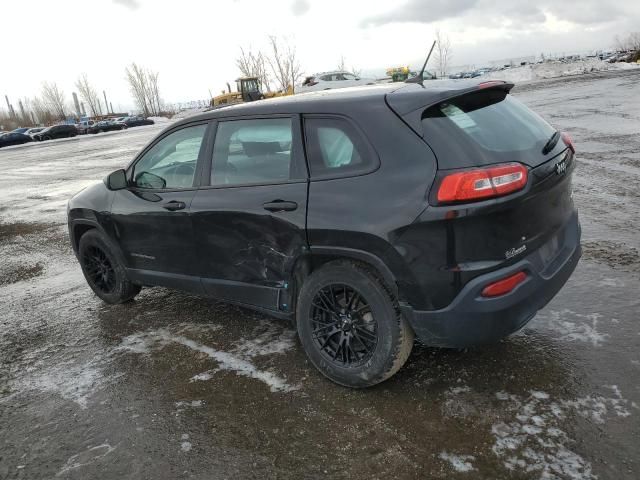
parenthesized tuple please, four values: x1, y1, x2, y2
(1, 70, 639, 480)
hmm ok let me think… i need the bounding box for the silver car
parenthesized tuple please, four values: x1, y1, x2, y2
(299, 70, 376, 92)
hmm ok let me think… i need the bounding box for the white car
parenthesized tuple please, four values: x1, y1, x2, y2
(299, 70, 376, 92)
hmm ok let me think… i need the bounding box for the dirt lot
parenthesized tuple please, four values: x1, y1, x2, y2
(1, 70, 639, 480)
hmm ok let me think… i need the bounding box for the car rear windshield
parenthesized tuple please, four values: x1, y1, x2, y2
(421, 89, 557, 168)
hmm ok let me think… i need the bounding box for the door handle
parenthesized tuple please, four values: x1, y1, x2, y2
(263, 200, 298, 212)
(162, 201, 186, 211)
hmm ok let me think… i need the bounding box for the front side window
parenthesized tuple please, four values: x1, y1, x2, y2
(211, 118, 293, 186)
(304, 117, 375, 178)
(133, 124, 206, 189)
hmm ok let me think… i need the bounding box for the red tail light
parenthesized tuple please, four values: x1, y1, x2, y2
(437, 163, 528, 204)
(561, 132, 575, 153)
(481, 271, 527, 297)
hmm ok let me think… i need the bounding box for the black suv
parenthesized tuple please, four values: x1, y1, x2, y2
(33, 124, 77, 141)
(68, 80, 580, 387)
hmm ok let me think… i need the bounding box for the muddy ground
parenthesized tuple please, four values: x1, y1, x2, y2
(1, 70, 639, 480)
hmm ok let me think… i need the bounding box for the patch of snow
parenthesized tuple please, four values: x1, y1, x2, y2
(56, 444, 116, 476)
(484, 59, 640, 84)
(231, 320, 296, 357)
(491, 386, 634, 479)
(531, 309, 609, 346)
(439, 452, 476, 472)
(180, 441, 192, 452)
(190, 370, 218, 382)
(176, 400, 203, 408)
(449, 386, 471, 395)
(119, 329, 298, 392)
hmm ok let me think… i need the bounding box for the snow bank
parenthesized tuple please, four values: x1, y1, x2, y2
(484, 59, 639, 84)
(146, 116, 171, 123)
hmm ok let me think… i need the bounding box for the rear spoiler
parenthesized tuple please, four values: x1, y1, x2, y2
(385, 80, 515, 137)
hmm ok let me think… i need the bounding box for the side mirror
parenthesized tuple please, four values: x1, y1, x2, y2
(105, 169, 128, 190)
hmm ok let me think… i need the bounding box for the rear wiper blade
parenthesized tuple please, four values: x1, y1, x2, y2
(542, 131, 560, 155)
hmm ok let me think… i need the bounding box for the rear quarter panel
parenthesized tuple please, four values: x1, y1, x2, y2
(306, 101, 437, 303)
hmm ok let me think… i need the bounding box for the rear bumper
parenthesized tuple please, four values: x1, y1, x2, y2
(401, 214, 581, 347)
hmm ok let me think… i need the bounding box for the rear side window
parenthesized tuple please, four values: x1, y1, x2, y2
(304, 117, 375, 179)
(421, 90, 556, 168)
(211, 118, 295, 186)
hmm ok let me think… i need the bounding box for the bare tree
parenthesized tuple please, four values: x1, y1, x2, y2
(41, 82, 67, 120)
(265, 36, 304, 93)
(125, 62, 150, 116)
(125, 63, 161, 116)
(434, 29, 453, 78)
(147, 70, 162, 115)
(75, 73, 102, 117)
(236, 47, 271, 92)
(31, 96, 52, 124)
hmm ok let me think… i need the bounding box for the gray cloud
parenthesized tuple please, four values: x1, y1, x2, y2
(364, 0, 627, 27)
(364, 0, 478, 26)
(291, 0, 310, 16)
(112, 0, 140, 10)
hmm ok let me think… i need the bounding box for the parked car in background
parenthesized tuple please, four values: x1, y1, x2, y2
(0, 132, 34, 148)
(124, 117, 155, 127)
(68, 79, 580, 387)
(87, 120, 127, 134)
(12, 127, 31, 134)
(76, 120, 96, 134)
(32, 124, 78, 141)
(124, 116, 155, 127)
(24, 127, 45, 136)
(299, 71, 376, 92)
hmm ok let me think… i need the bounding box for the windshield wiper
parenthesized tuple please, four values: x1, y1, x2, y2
(542, 131, 560, 155)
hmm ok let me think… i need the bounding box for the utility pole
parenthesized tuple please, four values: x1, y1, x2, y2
(5, 95, 16, 118)
(103, 90, 109, 115)
(72, 92, 81, 119)
(110, 102, 114, 114)
(18, 100, 27, 122)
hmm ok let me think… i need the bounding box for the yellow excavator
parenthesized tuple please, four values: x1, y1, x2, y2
(210, 77, 293, 107)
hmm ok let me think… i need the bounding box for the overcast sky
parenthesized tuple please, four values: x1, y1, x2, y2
(2, 0, 638, 112)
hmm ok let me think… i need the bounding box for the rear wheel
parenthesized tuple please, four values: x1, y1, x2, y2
(78, 230, 140, 304)
(43, 135, 51, 140)
(296, 261, 414, 388)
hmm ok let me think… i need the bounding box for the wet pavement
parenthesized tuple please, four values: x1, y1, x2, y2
(1, 70, 639, 479)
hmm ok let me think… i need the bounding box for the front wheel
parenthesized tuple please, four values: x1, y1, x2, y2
(78, 230, 141, 304)
(296, 261, 414, 388)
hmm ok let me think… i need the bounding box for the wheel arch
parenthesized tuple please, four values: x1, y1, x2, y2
(287, 246, 399, 320)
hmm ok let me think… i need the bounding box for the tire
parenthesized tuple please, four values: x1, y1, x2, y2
(296, 261, 414, 388)
(43, 135, 51, 141)
(78, 230, 141, 304)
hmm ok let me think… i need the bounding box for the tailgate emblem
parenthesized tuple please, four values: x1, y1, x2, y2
(505, 245, 527, 259)
(555, 159, 567, 175)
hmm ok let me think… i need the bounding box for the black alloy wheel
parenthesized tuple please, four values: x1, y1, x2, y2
(82, 245, 116, 294)
(296, 261, 414, 388)
(77, 230, 141, 303)
(310, 284, 378, 367)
